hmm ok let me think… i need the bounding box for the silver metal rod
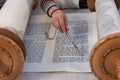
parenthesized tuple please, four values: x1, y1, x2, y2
(66, 32, 83, 56)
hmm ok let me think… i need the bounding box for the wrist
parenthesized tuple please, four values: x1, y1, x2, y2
(48, 6, 59, 17)
(51, 9, 61, 17)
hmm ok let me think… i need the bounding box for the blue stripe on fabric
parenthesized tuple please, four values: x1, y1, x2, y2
(44, 2, 56, 13)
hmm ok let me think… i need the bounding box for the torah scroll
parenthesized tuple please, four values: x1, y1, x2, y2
(0, 0, 38, 80)
(90, 0, 120, 80)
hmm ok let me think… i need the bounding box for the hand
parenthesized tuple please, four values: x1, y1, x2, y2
(49, 8, 69, 34)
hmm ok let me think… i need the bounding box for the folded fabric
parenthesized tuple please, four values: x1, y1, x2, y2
(0, 0, 6, 8)
(40, 0, 87, 14)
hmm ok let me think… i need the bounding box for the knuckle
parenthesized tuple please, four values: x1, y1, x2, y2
(55, 25, 59, 29)
(61, 23, 65, 28)
(51, 19, 56, 24)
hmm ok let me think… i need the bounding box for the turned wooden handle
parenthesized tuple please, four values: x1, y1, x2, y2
(87, 0, 96, 12)
(0, 60, 9, 76)
(115, 0, 120, 9)
(114, 58, 120, 80)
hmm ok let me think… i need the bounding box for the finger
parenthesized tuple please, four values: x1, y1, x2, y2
(59, 15, 67, 34)
(51, 18, 63, 33)
(64, 15, 69, 31)
(57, 27, 63, 33)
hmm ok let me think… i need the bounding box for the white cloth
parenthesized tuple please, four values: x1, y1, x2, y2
(54, 0, 79, 9)
(0, 0, 33, 40)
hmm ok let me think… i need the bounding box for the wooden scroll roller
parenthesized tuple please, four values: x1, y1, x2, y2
(89, 0, 120, 80)
(0, 0, 36, 80)
(90, 33, 120, 80)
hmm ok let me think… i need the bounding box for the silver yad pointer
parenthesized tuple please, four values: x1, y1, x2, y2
(66, 32, 83, 56)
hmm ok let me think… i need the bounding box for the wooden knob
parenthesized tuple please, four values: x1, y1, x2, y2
(0, 28, 26, 80)
(115, 0, 120, 9)
(90, 33, 120, 80)
(87, 0, 96, 12)
(113, 58, 120, 80)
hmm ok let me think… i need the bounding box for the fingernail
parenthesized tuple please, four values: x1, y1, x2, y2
(67, 27, 69, 30)
(64, 32, 67, 35)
